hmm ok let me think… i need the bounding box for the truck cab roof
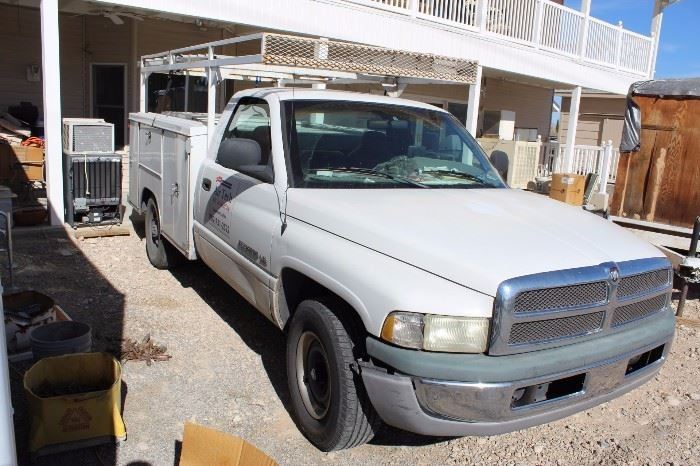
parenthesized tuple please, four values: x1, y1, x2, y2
(233, 87, 447, 112)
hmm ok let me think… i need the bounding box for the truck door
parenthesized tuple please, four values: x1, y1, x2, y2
(194, 97, 280, 312)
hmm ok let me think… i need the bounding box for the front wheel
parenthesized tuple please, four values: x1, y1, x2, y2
(286, 299, 379, 451)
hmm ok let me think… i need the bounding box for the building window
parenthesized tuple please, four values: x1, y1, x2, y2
(482, 110, 502, 136)
(515, 128, 538, 142)
(447, 102, 468, 125)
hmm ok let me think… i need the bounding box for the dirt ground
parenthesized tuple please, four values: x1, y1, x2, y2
(5, 222, 700, 466)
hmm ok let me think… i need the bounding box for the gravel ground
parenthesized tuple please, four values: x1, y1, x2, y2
(5, 221, 700, 466)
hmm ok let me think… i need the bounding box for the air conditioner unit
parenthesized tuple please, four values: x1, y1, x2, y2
(63, 152, 122, 227)
(507, 142, 540, 189)
(484, 140, 540, 189)
(62, 118, 114, 154)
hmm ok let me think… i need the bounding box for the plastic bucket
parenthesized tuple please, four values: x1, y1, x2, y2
(30, 321, 92, 360)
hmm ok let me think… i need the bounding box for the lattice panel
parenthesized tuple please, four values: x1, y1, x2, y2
(261, 33, 478, 84)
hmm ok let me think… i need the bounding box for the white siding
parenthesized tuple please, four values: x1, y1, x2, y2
(0, 5, 552, 143)
(558, 96, 627, 146)
(0, 5, 83, 116)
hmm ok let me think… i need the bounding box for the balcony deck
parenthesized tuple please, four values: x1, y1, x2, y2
(351, 0, 653, 78)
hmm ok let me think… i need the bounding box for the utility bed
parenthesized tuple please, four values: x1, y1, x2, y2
(128, 112, 208, 259)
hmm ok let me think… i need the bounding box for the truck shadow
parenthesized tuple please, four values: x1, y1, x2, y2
(167, 261, 449, 448)
(167, 261, 291, 408)
(3, 227, 126, 465)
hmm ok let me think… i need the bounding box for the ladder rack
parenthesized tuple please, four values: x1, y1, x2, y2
(139, 32, 479, 140)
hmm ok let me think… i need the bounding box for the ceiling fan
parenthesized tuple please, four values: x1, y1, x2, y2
(95, 10, 144, 25)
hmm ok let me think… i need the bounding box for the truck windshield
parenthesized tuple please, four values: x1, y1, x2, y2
(283, 100, 506, 189)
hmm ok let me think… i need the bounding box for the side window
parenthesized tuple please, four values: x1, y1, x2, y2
(217, 98, 272, 169)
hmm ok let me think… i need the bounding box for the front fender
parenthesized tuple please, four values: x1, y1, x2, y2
(274, 217, 495, 336)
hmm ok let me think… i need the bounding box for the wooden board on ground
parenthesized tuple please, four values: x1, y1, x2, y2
(611, 95, 700, 229)
(677, 317, 700, 329)
(73, 225, 131, 239)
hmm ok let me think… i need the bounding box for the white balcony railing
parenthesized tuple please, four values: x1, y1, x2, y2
(541, 141, 620, 185)
(347, 0, 653, 75)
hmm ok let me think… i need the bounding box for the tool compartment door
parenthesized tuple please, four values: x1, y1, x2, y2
(161, 130, 189, 251)
(127, 122, 139, 208)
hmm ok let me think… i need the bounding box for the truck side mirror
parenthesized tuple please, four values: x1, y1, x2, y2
(216, 138, 273, 183)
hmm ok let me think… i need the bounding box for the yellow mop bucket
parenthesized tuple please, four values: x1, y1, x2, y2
(23, 352, 126, 456)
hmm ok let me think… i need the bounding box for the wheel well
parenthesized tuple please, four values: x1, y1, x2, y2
(280, 268, 366, 339)
(141, 188, 155, 210)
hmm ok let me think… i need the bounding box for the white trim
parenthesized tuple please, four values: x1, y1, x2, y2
(90, 63, 128, 148)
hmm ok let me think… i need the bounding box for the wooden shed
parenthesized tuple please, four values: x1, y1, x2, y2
(611, 78, 700, 230)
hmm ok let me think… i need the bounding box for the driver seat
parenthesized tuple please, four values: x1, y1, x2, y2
(348, 131, 392, 169)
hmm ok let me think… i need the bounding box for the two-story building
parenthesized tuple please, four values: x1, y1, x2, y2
(0, 0, 670, 224)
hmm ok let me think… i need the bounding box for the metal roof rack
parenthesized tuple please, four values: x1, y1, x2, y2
(139, 32, 479, 139)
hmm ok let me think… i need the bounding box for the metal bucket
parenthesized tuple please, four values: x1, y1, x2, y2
(30, 321, 92, 360)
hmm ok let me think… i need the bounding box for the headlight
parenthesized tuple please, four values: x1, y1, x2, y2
(380, 311, 490, 353)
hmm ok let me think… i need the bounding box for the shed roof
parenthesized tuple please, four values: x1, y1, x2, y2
(630, 78, 700, 98)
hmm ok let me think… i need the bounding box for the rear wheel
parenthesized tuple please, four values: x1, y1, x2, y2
(144, 197, 181, 269)
(286, 299, 379, 451)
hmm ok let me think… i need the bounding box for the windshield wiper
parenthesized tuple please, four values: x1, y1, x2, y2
(422, 169, 488, 185)
(314, 167, 430, 188)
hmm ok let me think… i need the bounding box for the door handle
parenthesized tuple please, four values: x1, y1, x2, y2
(202, 178, 211, 191)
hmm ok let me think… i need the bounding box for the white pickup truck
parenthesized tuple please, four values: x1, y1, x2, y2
(128, 88, 674, 451)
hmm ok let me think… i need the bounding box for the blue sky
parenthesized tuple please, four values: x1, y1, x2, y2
(566, 0, 700, 78)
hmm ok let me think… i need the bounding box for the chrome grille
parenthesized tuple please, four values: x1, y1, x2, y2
(514, 282, 608, 313)
(491, 258, 672, 356)
(612, 294, 668, 327)
(508, 312, 605, 345)
(618, 269, 671, 299)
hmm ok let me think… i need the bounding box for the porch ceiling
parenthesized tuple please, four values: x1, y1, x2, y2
(0, 0, 639, 94)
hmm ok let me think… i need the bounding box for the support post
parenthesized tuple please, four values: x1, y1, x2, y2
(649, 0, 665, 78)
(465, 64, 482, 136)
(130, 17, 139, 114)
(408, 0, 419, 17)
(476, 0, 488, 31)
(184, 72, 190, 112)
(598, 140, 613, 194)
(207, 46, 217, 143)
(139, 70, 148, 113)
(562, 86, 581, 174)
(41, 0, 64, 226)
(614, 21, 624, 69)
(532, 0, 544, 47)
(577, 0, 591, 59)
(0, 280, 17, 466)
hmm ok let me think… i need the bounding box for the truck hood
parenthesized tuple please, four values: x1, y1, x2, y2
(286, 188, 664, 297)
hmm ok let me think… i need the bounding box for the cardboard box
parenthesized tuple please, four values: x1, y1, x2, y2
(180, 423, 277, 466)
(23, 352, 126, 456)
(0, 144, 45, 182)
(549, 173, 585, 206)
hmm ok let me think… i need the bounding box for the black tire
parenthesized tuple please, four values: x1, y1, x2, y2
(144, 197, 182, 269)
(286, 299, 379, 451)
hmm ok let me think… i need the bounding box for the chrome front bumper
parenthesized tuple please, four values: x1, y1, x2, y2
(362, 312, 674, 437)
